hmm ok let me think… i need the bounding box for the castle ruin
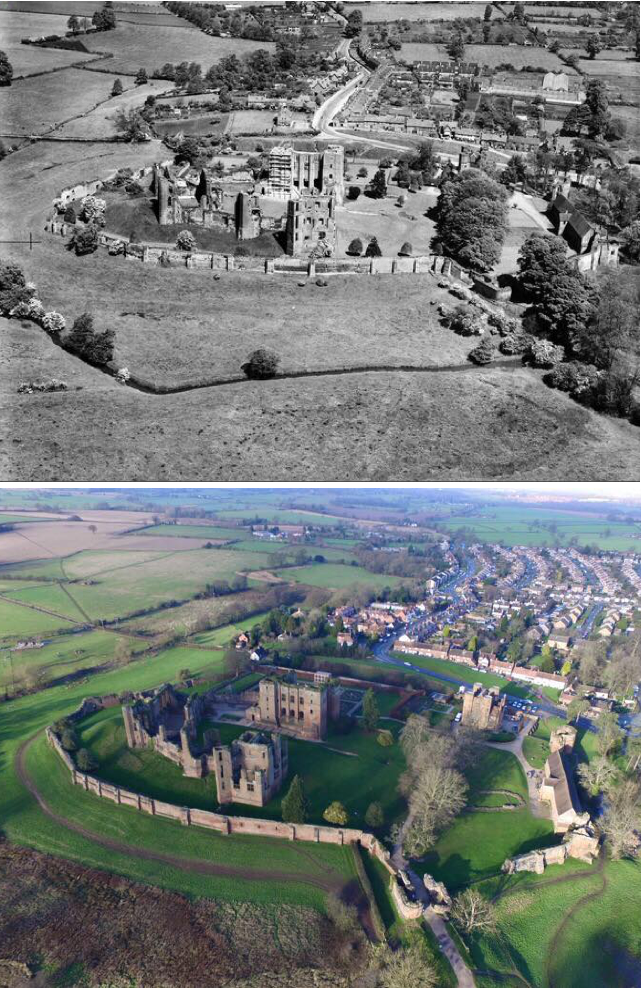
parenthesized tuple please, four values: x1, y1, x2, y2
(153, 145, 344, 258)
(122, 683, 287, 807)
(248, 676, 329, 740)
(461, 683, 506, 730)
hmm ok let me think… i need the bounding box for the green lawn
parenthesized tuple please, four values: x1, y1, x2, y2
(0, 642, 357, 913)
(470, 858, 641, 988)
(78, 708, 407, 832)
(192, 612, 273, 647)
(390, 652, 535, 699)
(416, 750, 557, 890)
(284, 563, 402, 590)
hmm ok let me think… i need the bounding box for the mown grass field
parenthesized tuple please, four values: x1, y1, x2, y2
(138, 524, 245, 540)
(217, 509, 348, 525)
(284, 563, 402, 590)
(441, 505, 641, 551)
(471, 859, 641, 988)
(400, 41, 569, 70)
(390, 651, 536, 699)
(78, 708, 407, 830)
(417, 749, 557, 890)
(1, 583, 88, 622)
(0, 9, 100, 77)
(1, 639, 356, 913)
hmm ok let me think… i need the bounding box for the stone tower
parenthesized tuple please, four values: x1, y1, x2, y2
(321, 145, 345, 204)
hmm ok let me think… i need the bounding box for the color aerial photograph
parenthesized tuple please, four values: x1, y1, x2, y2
(0, 481, 640, 988)
(0, 0, 639, 481)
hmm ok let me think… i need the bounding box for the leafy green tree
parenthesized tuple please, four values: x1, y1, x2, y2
(365, 801, 384, 828)
(243, 348, 279, 379)
(60, 728, 78, 751)
(586, 35, 602, 59)
(111, 78, 123, 97)
(435, 168, 508, 272)
(323, 801, 349, 825)
(67, 14, 80, 33)
(369, 169, 387, 199)
(134, 67, 148, 86)
(446, 34, 465, 62)
(76, 748, 97, 771)
(347, 237, 363, 256)
(281, 774, 309, 823)
(345, 9, 362, 37)
(362, 688, 379, 731)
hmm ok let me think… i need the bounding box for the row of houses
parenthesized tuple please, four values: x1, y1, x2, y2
(394, 638, 567, 690)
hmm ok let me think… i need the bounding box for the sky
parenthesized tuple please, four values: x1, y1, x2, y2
(504, 486, 641, 501)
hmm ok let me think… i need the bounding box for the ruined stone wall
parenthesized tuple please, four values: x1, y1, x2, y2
(46, 726, 396, 865)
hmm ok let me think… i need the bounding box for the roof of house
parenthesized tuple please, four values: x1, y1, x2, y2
(566, 211, 594, 240)
(545, 749, 582, 818)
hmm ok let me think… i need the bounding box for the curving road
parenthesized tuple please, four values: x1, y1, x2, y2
(15, 729, 347, 896)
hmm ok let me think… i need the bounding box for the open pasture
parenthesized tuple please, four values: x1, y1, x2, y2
(78, 20, 275, 75)
(120, 590, 272, 637)
(441, 505, 641, 550)
(0, 629, 117, 690)
(138, 524, 245, 540)
(217, 509, 347, 525)
(400, 41, 568, 70)
(0, 67, 137, 136)
(1, 582, 87, 622)
(345, 2, 500, 22)
(0, 9, 100, 78)
(0, 520, 162, 565)
(0, 595, 80, 640)
(284, 562, 402, 591)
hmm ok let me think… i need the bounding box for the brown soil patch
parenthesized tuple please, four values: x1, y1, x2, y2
(0, 837, 343, 988)
(246, 570, 287, 584)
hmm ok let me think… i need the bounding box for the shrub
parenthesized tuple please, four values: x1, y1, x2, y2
(176, 230, 196, 251)
(399, 241, 413, 257)
(377, 729, 394, 746)
(450, 306, 483, 337)
(76, 748, 97, 771)
(365, 236, 382, 257)
(71, 225, 100, 256)
(63, 204, 77, 224)
(487, 311, 518, 336)
(347, 185, 361, 200)
(323, 801, 349, 825)
(469, 338, 496, 365)
(499, 332, 531, 355)
(65, 312, 115, 366)
(125, 181, 144, 197)
(18, 379, 68, 394)
(108, 239, 126, 256)
(346, 237, 363, 256)
(0, 261, 35, 315)
(526, 339, 565, 368)
(42, 311, 66, 334)
(365, 801, 385, 828)
(242, 348, 279, 379)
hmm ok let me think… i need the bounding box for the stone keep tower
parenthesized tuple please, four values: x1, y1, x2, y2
(321, 145, 345, 204)
(285, 195, 336, 257)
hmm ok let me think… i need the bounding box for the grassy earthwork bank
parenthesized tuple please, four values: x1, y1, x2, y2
(0, 644, 358, 913)
(390, 651, 537, 700)
(77, 706, 408, 831)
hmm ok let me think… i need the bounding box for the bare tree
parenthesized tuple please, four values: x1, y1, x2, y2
(596, 712, 624, 759)
(601, 779, 641, 859)
(451, 888, 498, 936)
(378, 942, 438, 988)
(577, 756, 618, 797)
(625, 737, 641, 773)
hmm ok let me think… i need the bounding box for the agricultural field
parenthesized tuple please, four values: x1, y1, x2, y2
(153, 112, 229, 138)
(345, 2, 500, 21)
(0, 595, 81, 640)
(0, 67, 147, 136)
(217, 509, 348, 525)
(0, 9, 99, 78)
(136, 524, 245, 540)
(440, 505, 641, 551)
(0, 629, 118, 691)
(284, 562, 403, 591)
(400, 41, 569, 70)
(77, 20, 275, 75)
(417, 749, 557, 889)
(577, 57, 640, 105)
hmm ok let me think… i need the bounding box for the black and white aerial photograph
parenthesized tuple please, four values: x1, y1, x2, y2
(0, 0, 639, 480)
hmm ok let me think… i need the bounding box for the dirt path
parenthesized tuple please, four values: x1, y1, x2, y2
(57, 581, 93, 624)
(15, 730, 347, 896)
